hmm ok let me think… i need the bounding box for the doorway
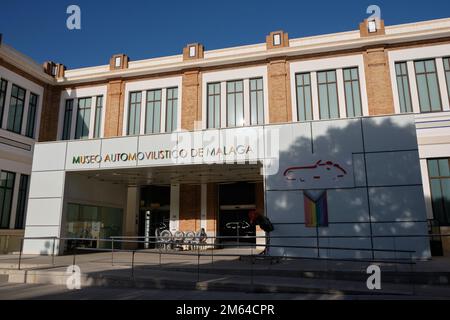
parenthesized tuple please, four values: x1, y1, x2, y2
(218, 182, 256, 246)
(138, 186, 170, 249)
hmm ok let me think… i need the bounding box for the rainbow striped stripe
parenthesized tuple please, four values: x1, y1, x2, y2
(304, 191, 328, 227)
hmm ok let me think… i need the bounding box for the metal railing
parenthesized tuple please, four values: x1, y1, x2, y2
(6, 234, 449, 294)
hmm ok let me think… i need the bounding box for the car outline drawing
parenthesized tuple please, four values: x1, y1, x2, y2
(283, 160, 347, 182)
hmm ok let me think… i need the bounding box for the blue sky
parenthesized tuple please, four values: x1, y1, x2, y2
(1, 0, 449, 69)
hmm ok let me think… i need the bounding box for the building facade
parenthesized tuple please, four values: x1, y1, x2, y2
(1, 17, 450, 258)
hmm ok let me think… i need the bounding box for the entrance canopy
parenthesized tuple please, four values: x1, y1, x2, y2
(68, 163, 263, 186)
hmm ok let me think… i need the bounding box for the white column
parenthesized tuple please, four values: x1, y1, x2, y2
(1, 82, 12, 129)
(220, 82, 227, 128)
(310, 72, 320, 120)
(200, 184, 207, 231)
(436, 58, 450, 111)
(170, 184, 180, 232)
(407, 61, 420, 113)
(336, 69, 347, 118)
(243, 79, 250, 126)
(160, 88, 167, 133)
(8, 173, 21, 229)
(20, 91, 30, 136)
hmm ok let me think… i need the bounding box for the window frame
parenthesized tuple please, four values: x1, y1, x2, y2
(15, 174, 29, 230)
(25, 92, 38, 138)
(394, 62, 413, 113)
(295, 73, 313, 122)
(443, 57, 450, 107)
(342, 67, 363, 118)
(428, 158, 450, 226)
(0, 170, 16, 229)
(0, 78, 8, 127)
(145, 89, 162, 134)
(74, 97, 92, 140)
(226, 80, 244, 127)
(206, 82, 221, 129)
(165, 87, 178, 133)
(249, 78, 265, 126)
(93, 95, 103, 139)
(317, 70, 340, 120)
(414, 59, 443, 113)
(127, 91, 142, 136)
(7, 84, 26, 134)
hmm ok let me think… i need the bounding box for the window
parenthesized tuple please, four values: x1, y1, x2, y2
(207, 83, 220, 129)
(93, 96, 103, 138)
(25, 93, 38, 138)
(415, 59, 442, 112)
(0, 171, 15, 229)
(317, 70, 339, 119)
(75, 97, 92, 139)
(128, 92, 141, 135)
(166, 88, 178, 133)
(7, 84, 26, 134)
(189, 46, 196, 57)
(273, 34, 281, 46)
(250, 78, 264, 125)
(0, 79, 7, 126)
(145, 89, 162, 134)
(343, 68, 362, 118)
(444, 57, 450, 104)
(395, 62, 413, 113)
(15, 174, 29, 229)
(62, 99, 74, 140)
(226, 80, 244, 127)
(295, 73, 313, 122)
(428, 159, 450, 226)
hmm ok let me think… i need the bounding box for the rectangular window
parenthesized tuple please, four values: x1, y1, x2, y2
(128, 92, 141, 135)
(317, 70, 339, 119)
(250, 78, 264, 125)
(343, 68, 362, 118)
(7, 84, 26, 134)
(145, 89, 162, 134)
(0, 79, 8, 126)
(62, 99, 74, 140)
(93, 96, 103, 138)
(0, 171, 15, 229)
(415, 59, 442, 112)
(166, 87, 178, 133)
(428, 158, 450, 226)
(75, 97, 92, 139)
(15, 174, 29, 229)
(295, 73, 313, 121)
(207, 83, 220, 129)
(227, 80, 244, 127)
(444, 57, 450, 105)
(25, 93, 38, 138)
(395, 62, 413, 113)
